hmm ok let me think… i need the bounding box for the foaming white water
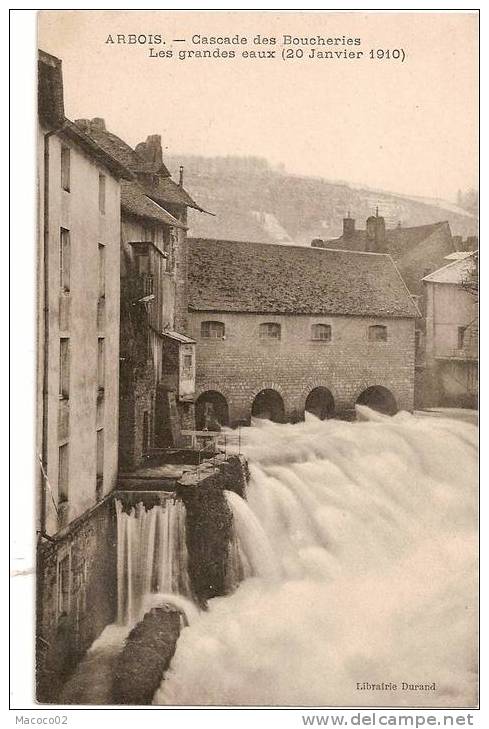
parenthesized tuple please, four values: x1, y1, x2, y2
(116, 499, 192, 624)
(61, 500, 194, 704)
(155, 410, 478, 707)
(224, 490, 281, 581)
(142, 592, 200, 626)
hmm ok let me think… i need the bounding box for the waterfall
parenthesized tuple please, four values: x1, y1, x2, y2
(115, 498, 192, 625)
(60, 497, 194, 704)
(155, 410, 478, 707)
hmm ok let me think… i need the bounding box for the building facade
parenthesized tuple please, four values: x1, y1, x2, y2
(422, 253, 478, 408)
(74, 120, 205, 468)
(188, 238, 419, 425)
(37, 52, 131, 536)
(37, 51, 132, 698)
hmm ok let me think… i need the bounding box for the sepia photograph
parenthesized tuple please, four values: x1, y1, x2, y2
(27, 8, 479, 710)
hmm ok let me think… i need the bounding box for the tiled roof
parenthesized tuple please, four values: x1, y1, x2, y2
(188, 238, 418, 318)
(121, 181, 187, 229)
(74, 121, 206, 212)
(146, 177, 208, 213)
(163, 331, 196, 344)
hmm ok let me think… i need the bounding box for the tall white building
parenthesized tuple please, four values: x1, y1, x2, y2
(37, 50, 131, 535)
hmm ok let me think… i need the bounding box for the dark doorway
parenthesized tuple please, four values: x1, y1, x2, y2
(305, 387, 335, 420)
(251, 389, 285, 423)
(196, 391, 229, 430)
(356, 386, 398, 415)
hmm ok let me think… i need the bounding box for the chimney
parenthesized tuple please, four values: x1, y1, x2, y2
(90, 117, 106, 131)
(135, 134, 163, 173)
(179, 165, 184, 187)
(343, 212, 355, 240)
(365, 209, 386, 252)
(74, 117, 106, 133)
(74, 118, 90, 132)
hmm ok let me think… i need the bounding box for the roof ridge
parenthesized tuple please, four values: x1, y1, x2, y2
(423, 251, 476, 280)
(188, 237, 391, 257)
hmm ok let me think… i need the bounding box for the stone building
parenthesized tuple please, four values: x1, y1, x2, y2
(74, 121, 207, 468)
(422, 252, 478, 408)
(37, 51, 132, 698)
(187, 238, 419, 426)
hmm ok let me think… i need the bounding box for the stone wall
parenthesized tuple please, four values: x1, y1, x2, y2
(189, 311, 416, 423)
(36, 496, 117, 703)
(119, 361, 155, 471)
(177, 455, 249, 605)
(112, 607, 181, 705)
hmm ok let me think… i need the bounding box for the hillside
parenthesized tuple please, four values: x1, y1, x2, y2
(165, 155, 477, 245)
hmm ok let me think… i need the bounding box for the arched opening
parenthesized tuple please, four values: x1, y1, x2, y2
(356, 386, 398, 415)
(305, 387, 335, 420)
(251, 389, 285, 423)
(195, 391, 229, 430)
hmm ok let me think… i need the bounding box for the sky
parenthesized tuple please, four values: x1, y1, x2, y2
(38, 10, 478, 203)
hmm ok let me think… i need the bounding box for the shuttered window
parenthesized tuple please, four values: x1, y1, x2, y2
(97, 338, 105, 391)
(58, 443, 69, 504)
(98, 173, 106, 214)
(59, 338, 70, 398)
(98, 243, 106, 298)
(60, 228, 70, 292)
(61, 146, 70, 192)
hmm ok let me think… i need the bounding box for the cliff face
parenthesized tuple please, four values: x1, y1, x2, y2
(165, 155, 477, 245)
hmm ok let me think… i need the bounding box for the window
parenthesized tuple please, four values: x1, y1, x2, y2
(312, 323, 332, 342)
(368, 325, 387, 342)
(96, 429, 104, 500)
(61, 146, 70, 192)
(58, 443, 69, 504)
(142, 226, 154, 243)
(97, 338, 105, 392)
(259, 322, 281, 340)
(98, 173, 106, 214)
(60, 228, 70, 292)
(59, 338, 70, 398)
(415, 330, 422, 351)
(201, 321, 225, 339)
(98, 243, 106, 298)
(458, 326, 466, 349)
(135, 251, 150, 275)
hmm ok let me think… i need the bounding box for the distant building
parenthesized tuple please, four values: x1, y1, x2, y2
(312, 213, 456, 295)
(311, 213, 477, 408)
(37, 52, 131, 535)
(74, 120, 207, 468)
(422, 253, 478, 408)
(187, 238, 419, 426)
